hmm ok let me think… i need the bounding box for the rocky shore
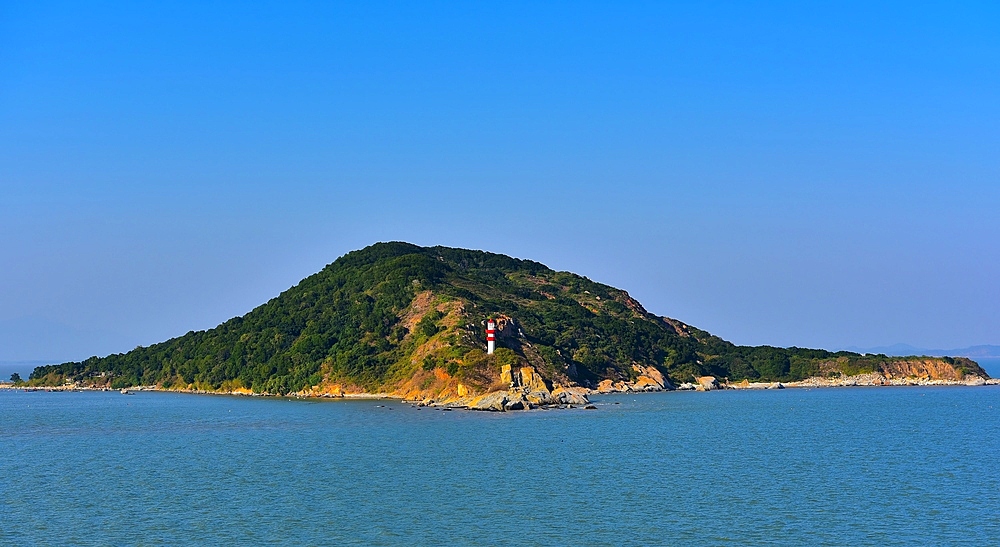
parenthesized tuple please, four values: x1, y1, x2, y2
(405, 365, 595, 411)
(6, 368, 995, 412)
(710, 373, 999, 390)
(290, 367, 999, 411)
(0, 384, 162, 392)
(788, 374, 998, 388)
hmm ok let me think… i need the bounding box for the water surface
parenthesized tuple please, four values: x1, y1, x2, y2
(976, 357, 1000, 378)
(2, 387, 998, 545)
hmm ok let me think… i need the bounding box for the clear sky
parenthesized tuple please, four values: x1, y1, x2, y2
(1, 1, 998, 366)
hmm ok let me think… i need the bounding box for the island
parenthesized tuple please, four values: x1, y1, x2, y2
(24, 242, 992, 409)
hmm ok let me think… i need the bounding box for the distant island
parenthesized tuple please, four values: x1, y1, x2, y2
(24, 243, 991, 409)
(842, 343, 1000, 359)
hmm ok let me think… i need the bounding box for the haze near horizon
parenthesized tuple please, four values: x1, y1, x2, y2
(1, 1, 998, 364)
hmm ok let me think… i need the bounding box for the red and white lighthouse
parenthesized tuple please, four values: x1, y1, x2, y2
(486, 319, 496, 354)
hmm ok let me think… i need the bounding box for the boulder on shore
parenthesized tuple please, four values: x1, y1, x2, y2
(632, 364, 672, 390)
(468, 391, 508, 412)
(552, 387, 590, 406)
(597, 379, 617, 393)
(504, 398, 525, 411)
(525, 389, 555, 406)
(697, 376, 719, 391)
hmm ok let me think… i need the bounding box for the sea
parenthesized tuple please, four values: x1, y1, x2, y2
(2, 386, 998, 546)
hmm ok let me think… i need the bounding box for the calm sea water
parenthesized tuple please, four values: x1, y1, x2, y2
(2, 387, 998, 546)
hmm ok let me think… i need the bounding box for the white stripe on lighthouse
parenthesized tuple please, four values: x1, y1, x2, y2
(487, 319, 496, 354)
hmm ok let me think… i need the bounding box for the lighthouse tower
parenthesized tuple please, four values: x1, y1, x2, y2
(487, 319, 496, 354)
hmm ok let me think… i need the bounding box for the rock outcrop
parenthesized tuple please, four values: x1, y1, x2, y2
(696, 376, 719, 391)
(499, 364, 513, 386)
(593, 364, 672, 393)
(468, 391, 510, 411)
(878, 359, 973, 381)
(632, 364, 672, 391)
(552, 386, 590, 405)
(448, 365, 593, 412)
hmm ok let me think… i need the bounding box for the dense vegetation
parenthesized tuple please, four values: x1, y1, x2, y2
(28, 242, 985, 393)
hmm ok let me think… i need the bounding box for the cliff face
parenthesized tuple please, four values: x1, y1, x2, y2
(879, 357, 983, 381)
(808, 355, 988, 382)
(28, 242, 989, 397)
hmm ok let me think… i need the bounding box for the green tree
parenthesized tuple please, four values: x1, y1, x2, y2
(9, 372, 23, 385)
(492, 347, 518, 368)
(417, 310, 443, 337)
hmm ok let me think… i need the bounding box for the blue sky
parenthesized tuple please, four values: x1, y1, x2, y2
(1, 1, 998, 366)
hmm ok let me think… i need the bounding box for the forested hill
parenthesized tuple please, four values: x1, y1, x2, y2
(29, 242, 988, 394)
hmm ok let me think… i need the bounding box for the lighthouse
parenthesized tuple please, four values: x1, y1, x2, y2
(487, 319, 496, 354)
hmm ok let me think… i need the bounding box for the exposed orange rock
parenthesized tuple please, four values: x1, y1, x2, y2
(631, 364, 669, 390)
(697, 376, 718, 391)
(518, 366, 548, 392)
(500, 364, 513, 386)
(880, 359, 967, 381)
